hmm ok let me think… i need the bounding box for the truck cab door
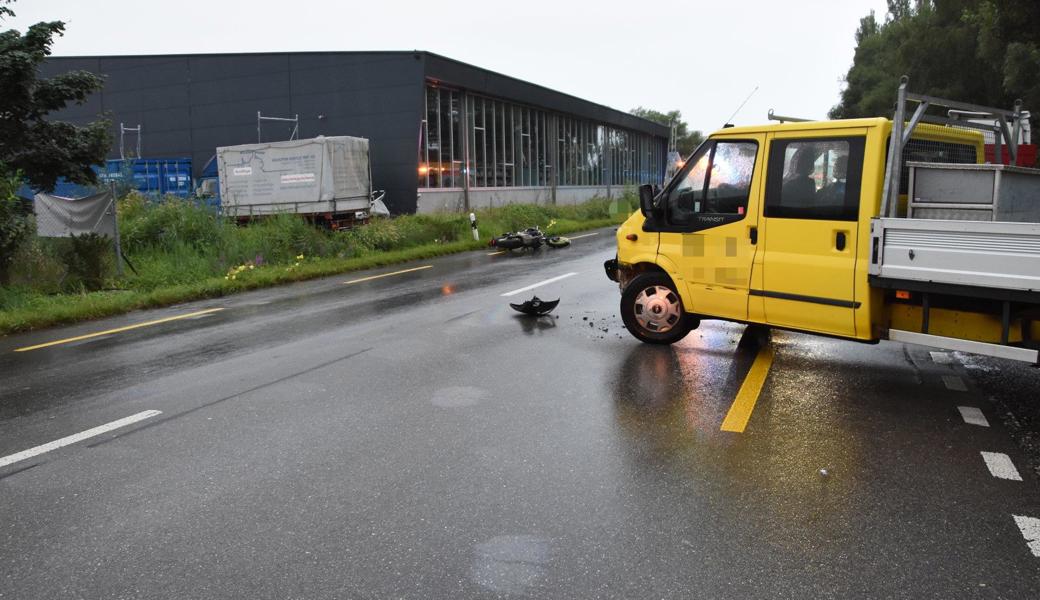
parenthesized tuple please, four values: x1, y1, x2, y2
(755, 132, 866, 337)
(656, 136, 765, 321)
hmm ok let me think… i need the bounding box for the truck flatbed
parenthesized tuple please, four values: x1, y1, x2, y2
(869, 217, 1040, 293)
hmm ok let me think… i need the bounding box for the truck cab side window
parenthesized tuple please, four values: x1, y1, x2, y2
(765, 137, 865, 221)
(666, 140, 757, 229)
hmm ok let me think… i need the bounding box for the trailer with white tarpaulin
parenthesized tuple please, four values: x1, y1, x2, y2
(217, 136, 386, 227)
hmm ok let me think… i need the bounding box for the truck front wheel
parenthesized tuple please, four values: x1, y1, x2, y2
(620, 273, 697, 344)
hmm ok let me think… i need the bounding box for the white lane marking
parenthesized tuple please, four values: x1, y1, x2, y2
(1013, 515, 1040, 557)
(930, 351, 955, 364)
(958, 406, 990, 427)
(0, 410, 162, 469)
(500, 272, 578, 297)
(980, 451, 1023, 481)
(568, 232, 599, 240)
(942, 375, 967, 391)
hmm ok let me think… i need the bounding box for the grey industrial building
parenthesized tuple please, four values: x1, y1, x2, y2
(41, 51, 669, 214)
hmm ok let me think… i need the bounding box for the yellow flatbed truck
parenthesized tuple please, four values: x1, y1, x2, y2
(606, 79, 1040, 364)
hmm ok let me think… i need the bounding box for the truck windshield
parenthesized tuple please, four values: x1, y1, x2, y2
(666, 140, 757, 225)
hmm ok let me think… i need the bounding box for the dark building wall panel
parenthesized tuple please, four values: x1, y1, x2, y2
(103, 84, 191, 113)
(290, 85, 418, 121)
(100, 57, 190, 89)
(189, 72, 291, 106)
(284, 54, 423, 213)
(187, 54, 290, 82)
(190, 98, 293, 130)
(136, 129, 194, 158)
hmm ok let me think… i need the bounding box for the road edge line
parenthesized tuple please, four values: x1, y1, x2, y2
(14, 309, 224, 352)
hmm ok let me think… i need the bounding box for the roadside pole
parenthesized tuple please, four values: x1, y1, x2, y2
(110, 182, 123, 277)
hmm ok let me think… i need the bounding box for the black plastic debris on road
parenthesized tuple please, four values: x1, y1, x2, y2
(509, 296, 560, 316)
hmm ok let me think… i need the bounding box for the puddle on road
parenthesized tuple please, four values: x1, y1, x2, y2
(471, 534, 551, 594)
(431, 385, 486, 408)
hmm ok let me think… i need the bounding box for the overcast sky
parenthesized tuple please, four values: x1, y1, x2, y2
(8, 0, 890, 133)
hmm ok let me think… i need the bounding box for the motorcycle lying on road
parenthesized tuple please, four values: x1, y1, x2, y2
(489, 227, 570, 251)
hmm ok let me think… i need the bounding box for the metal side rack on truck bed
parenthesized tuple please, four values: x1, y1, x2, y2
(869, 77, 1040, 363)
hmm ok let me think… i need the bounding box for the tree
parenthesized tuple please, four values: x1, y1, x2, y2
(831, 1, 1040, 122)
(629, 107, 704, 156)
(0, 168, 30, 284)
(0, 0, 110, 192)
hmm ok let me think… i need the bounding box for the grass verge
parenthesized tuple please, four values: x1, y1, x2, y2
(0, 196, 631, 336)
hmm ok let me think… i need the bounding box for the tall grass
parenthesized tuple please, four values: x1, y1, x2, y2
(0, 192, 637, 333)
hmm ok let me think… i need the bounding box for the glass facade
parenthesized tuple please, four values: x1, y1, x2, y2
(419, 83, 665, 190)
(467, 94, 550, 188)
(419, 86, 463, 188)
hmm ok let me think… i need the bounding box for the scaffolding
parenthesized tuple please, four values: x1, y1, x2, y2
(119, 123, 141, 160)
(257, 111, 299, 143)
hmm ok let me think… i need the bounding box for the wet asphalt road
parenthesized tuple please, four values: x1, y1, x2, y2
(1, 228, 1040, 599)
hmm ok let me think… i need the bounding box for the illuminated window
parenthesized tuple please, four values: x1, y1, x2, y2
(419, 85, 463, 189)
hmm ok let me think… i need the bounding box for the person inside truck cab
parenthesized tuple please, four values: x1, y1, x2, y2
(816, 154, 848, 204)
(781, 147, 818, 206)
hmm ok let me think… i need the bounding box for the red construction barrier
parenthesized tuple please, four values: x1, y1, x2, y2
(984, 143, 1037, 167)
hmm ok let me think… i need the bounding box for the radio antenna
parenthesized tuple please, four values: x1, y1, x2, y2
(723, 86, 759, 126)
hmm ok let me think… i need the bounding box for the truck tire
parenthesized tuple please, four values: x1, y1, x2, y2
(620, 273, 697, 344)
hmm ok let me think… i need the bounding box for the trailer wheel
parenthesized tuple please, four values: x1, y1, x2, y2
(620, 273, 697, 344)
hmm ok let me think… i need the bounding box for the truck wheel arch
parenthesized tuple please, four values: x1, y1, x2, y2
(619, 262, 668, 289)
(620, 261, 696, 315)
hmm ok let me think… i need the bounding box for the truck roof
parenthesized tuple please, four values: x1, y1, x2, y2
(712, 117, 984, 146)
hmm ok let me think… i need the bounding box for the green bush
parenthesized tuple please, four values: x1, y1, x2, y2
(57, 233, 114, 292)
(488, 204, 554, 233)
(119, 194, 225, 253)
(221, 213, 346, 266)
(6, 234, 65, 293)
(393, 214, 467, 246)
(342, 218, 403, 252)
(125, 242, 218, 290)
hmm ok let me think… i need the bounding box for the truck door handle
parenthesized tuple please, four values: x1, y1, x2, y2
(749, 226, 758, 245)
(836, 231, 847, 251)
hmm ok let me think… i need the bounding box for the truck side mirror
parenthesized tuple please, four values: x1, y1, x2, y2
(638, 184, 660, 219)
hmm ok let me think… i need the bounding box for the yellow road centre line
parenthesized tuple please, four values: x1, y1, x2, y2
(343, 265, 432, 285)
(15, 308, 225, 352)
(720, 346, 774, 433)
